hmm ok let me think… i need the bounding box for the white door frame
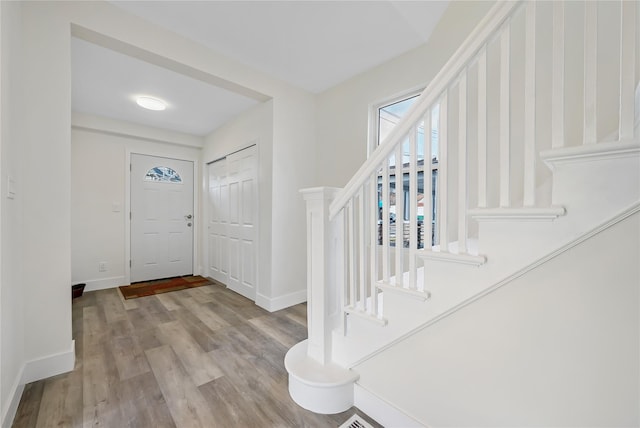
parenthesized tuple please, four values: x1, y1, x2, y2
(124, 149, 200, 285)
(203, 143, 259, 296)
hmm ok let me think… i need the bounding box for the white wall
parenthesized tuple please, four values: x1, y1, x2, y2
(0, 2, 25, 425)
(355, 212, 640, 427)
(270, 93, 317, 309)
(19, 0, 75, 387)
(203, 97, 315, 311)
(71, 115, 202, 292)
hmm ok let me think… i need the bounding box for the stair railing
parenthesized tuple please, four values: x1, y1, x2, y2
(327, 1, 522, 325)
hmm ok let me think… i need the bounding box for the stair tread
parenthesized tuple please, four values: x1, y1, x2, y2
(415, 249, 486, 265)
(376, 281, 431, 301)
(540, 139, 640, 169)
(469, 206, 566, 221)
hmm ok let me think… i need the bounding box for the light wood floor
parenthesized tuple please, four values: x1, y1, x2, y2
(12, 281, 379, 427)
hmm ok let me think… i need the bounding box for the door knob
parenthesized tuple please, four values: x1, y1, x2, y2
(187, 222, 192, 227)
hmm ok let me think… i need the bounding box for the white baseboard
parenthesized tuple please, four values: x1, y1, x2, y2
(21, 340, 76, 385)
(256, 289, 307, 312)
(2, 341, 76, 427)
(81, 276, 126, 292)
(1, 366, 25, 428)
(354, 383, 426, 428)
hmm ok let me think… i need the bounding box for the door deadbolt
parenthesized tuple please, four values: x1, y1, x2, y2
(185, 214, 193, 220)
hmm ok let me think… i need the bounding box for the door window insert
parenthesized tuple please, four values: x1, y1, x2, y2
(144, 166, 183, 183)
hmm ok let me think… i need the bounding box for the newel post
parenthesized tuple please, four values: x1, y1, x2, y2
(285, 187, 357, 415)
(300, 186, 342, 365)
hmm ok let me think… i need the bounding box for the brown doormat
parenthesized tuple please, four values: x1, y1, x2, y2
(119, 275, 212, 300)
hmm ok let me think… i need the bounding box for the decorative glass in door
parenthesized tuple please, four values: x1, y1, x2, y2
(376, 96, 439, 248)
(144, 166, 183, 183)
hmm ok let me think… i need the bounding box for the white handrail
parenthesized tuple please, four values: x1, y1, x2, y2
(328, 0, 521, 220)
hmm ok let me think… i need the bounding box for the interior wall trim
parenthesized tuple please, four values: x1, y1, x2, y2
(21, 340, 76, 385)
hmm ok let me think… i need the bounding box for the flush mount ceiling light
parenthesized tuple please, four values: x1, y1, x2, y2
(136, 96, 167, 111)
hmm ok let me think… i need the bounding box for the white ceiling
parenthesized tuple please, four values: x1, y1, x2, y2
(72, 1, 449, 137)
(71, 37, 260, 136)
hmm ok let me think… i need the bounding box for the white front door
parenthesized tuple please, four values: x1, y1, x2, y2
(207, 146, 257, 300)
(131, 154, 194, 282)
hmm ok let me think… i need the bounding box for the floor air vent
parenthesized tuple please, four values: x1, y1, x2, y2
(339, 414, 374, 428)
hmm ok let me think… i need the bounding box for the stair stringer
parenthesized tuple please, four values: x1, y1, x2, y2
(331, 142, 640, 368)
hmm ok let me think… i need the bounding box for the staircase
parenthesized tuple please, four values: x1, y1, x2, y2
(286, 1, 640, 425)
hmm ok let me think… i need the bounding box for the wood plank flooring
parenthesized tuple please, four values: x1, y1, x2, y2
(12, 282, 380, 428)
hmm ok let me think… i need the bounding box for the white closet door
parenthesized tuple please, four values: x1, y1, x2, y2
(207, 146, 257, 300)
(207, 158, 229, 284)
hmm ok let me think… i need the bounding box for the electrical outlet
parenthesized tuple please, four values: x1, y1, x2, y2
(98, 262, 108, 272)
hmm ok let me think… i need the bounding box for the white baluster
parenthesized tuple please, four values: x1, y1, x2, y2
(409, 128, 417, 289)
(619, 0, 636, 141)
(439, 93, 449, 251)
(500, 24, 511, 207)
(358, 188, 366, 311)
(458, 73, 468, 254)
(584, 1, 597, 145)
(523, 1, 536, 207)
(395, 143, 404, 286)
(382, 161, 390, 283)
(552, 1, 565, 149)
(347, 199, 355, 309)
(335, 209, 347, 335)
(424, 109, 433, 253)
(477, 48, 488, 208)
(369, 174, 378, 316)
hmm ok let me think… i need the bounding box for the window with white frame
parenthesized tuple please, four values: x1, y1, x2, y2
(374, 93, 440, 248)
